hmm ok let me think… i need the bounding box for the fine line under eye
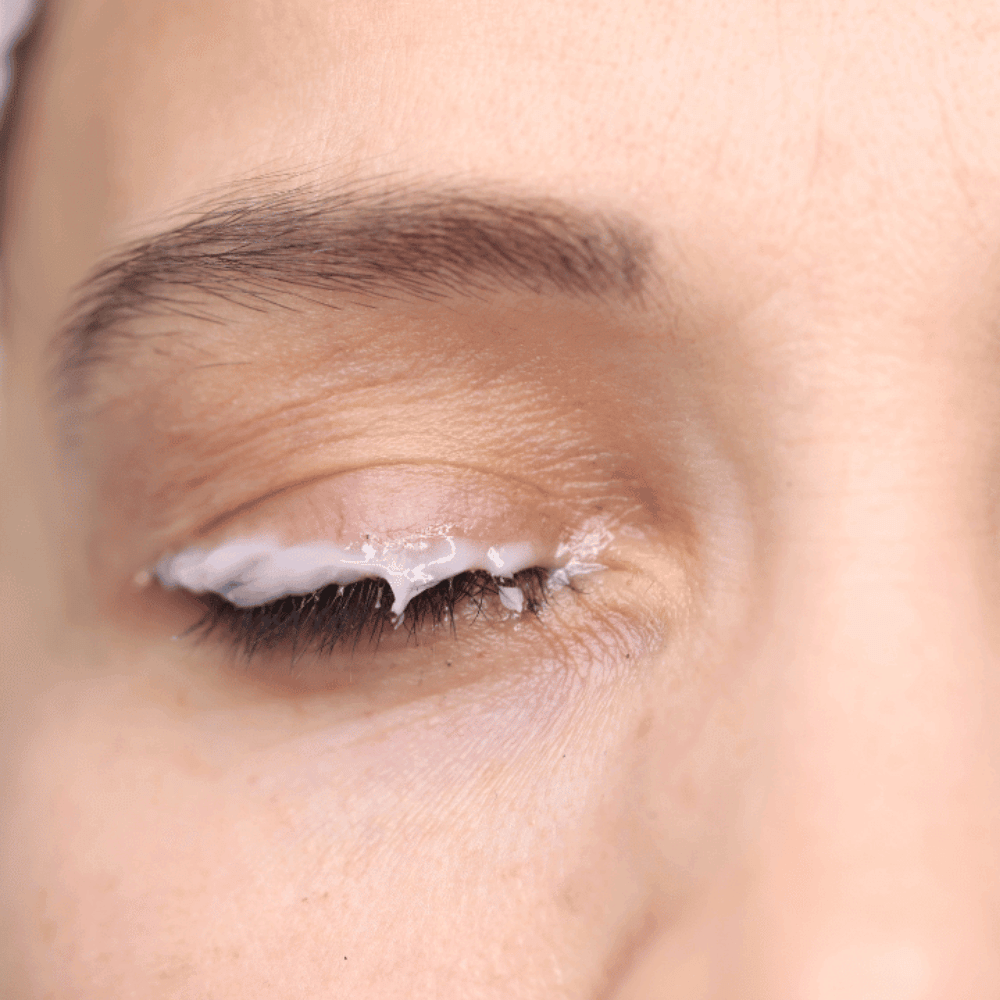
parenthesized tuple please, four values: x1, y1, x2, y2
(187, 567, 551, 662)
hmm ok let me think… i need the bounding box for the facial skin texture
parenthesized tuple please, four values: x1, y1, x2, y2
(5, 0, 1000, 996)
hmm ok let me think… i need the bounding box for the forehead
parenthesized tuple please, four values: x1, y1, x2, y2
(9, 0, 1000, 353)
(23, 1, 1000, 209)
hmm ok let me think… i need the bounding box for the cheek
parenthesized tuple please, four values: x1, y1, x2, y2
(0, 647, 625, 993)
(1, 537, 718, 996)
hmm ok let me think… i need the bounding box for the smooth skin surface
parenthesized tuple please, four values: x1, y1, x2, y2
(4, 0, 1000, 996)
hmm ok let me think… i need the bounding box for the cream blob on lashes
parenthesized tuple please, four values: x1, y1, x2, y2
(154, 535, 550, 617)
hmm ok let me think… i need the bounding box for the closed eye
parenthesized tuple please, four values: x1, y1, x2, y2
(183, 566, 552, 664)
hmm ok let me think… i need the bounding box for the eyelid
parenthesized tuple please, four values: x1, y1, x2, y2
(184, 564, 558, 667)
(182, 464, 566, 550)
(131, 462, 622, 666)
(154, 534, 551, 617)
(126, 464, 673, 682)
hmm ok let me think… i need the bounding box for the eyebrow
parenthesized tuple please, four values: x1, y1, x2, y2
(55, 180, 654, 397)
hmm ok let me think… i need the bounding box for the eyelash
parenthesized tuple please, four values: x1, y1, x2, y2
(186, 567, 551, 662)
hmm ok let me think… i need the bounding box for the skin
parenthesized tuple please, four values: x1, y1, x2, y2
(4, 0, 1000, 995)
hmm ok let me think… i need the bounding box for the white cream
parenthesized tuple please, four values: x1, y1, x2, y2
(551, 525, 612, 587)
(154, 535, 544, 617)
(498, 585, 525, 613)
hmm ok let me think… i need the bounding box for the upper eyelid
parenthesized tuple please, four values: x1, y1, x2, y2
(190, 462, 562, 542)
(152, 535, 551, 618)
(126, 461, 580, 585)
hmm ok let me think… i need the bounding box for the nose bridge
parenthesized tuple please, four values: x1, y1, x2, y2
(730, 420, 1000, 994)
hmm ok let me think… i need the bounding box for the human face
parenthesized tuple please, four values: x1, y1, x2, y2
(4, 1, 1000, 996)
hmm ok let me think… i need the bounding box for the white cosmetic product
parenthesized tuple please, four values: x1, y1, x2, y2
(498, 585, 525, 613)
(550, 525, 612, 588)
(154, 535, 544, 617)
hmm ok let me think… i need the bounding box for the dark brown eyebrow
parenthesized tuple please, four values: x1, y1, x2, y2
(54, 180, 654, 399)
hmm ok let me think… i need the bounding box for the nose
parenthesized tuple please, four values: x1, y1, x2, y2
(614, 456, 1000, 997)
(730, 501, 1000, 998)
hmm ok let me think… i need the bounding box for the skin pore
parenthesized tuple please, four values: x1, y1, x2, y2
(4, 0, 1000, 996)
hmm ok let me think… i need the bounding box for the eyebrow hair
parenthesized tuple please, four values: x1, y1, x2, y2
(55, 180, 654, 398)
